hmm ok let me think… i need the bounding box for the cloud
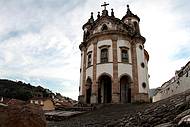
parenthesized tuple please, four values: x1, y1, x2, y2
(122, 0, 190, 88)
(0, 0, 83, 100)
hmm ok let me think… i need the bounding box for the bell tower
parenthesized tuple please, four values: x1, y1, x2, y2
(79, 3, 150, 104)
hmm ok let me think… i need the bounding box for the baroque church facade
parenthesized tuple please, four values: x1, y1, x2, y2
(79, 3, 150, 104)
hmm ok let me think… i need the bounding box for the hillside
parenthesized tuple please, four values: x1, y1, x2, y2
(0, 79, 53, 101)
(0, 79, 75, 102)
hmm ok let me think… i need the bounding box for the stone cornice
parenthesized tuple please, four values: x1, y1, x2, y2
(80, 32, 146, 50)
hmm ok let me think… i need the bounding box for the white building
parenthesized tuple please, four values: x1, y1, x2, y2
(78, 3, 150, 104)
(153, 61, 190, 102)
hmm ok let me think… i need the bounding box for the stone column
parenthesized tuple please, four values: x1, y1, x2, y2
(82, 47, 87, 103)
(112, 36, 120, 103)
(131, 40, 139, 102)
(91, 40, 98, 104)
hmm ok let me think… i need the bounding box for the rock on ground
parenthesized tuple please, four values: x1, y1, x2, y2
(0, 104, 47, 127)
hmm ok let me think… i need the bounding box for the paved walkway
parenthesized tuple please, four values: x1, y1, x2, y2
(45, 111, 83, 117)
(47, 104, 144, 127)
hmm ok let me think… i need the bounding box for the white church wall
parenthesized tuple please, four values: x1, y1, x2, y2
(86, 66, 93, 81)
(144, 58, 150, 93)
(136, 43, 149, 93)
(118, 63, 132, 79)
(153, 62, 190, 102)
(131, 18, 139, 23)
(123, 18, 139, 25)
(117, 40, 131, 63)
(86, 44, 94, 66)
(97, 40, 113, 63)
(153, 92, 162, 102)
(96, 63, 113, 80)
(79, 51, 84, 95)
(173, 72, 190, 95)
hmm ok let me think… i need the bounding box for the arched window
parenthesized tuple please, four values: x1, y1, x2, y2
(85, 31, 90, 39)
(86, 77, 92, 104)
(134, 21, 139, 33)
(101, 24, 108, 31)
(101, 48, 108, 63)
(121, 50, 129, 62)
(87, 53, 92, 67)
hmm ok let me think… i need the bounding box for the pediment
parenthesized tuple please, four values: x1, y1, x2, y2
(92, 17, 119, 34)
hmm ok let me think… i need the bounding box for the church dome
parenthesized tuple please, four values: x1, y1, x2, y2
(81, 3, 141, 43)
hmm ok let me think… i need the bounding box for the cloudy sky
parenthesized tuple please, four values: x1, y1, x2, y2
(0, 0, 189, 100)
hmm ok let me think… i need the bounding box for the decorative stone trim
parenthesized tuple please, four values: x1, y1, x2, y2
(92, 41, 98, 104)
(118, 62, 132, 65)
(86, 65, 93, 69)
(134, 93, 149, 103)
(85, 32, 132, 45)
(87, 51, 92, 55)
(131, 40, 139, 102)
(97, 62, 113, 65)
(98, 45, 111, 49)
(97, 62, 133, 65)
(112, 39, 119, 103)
(119, 46, 129, 50)
(82, 48, 87, 98)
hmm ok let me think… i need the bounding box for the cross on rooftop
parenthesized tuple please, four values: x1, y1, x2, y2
(101, 2, 109, 10)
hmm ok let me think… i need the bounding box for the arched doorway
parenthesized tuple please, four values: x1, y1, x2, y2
(98, 74, 112, 103)
(120, 75, 131, 103)
(86, 77, 92, 104)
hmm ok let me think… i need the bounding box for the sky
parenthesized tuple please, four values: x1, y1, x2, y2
(0, 0, 189, 100)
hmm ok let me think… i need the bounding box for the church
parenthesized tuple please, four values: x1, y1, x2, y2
(78, 2, 150, 104)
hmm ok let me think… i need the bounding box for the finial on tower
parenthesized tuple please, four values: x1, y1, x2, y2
(91, 12, 93, 19)
(89, 12, 94, 23)
(111, 8, 114, 17)
(122, 4, 140, 22)
(126, 4, 132, 15)
(101, 2, 109, 10)
(97, 12, 100, 18)
(127, 4, 129, 9)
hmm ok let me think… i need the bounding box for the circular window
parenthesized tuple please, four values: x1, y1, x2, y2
(142, 82, 146, 88)
(139, 45, 143, 50)
(141, 62, 145, 68)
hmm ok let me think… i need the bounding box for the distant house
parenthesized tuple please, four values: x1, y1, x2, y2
(30, 98, 55, 111)
(54, 101, 73, 109)
(0, 97, 7, 106)
(0, 97, 25, 106)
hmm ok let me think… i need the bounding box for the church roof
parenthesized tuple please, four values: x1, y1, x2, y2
(80, 2, 144, 45)
(83, 4, 140, 30)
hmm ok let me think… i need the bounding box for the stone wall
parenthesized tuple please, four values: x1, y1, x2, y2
(153, 61, 190, 102)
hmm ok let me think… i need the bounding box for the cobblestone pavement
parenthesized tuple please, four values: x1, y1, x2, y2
(48, 90, 190, 127)
(47, 104, 144, 127)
